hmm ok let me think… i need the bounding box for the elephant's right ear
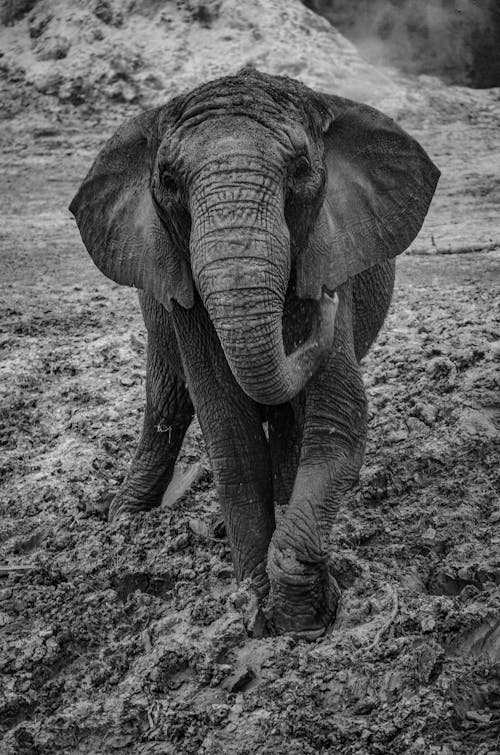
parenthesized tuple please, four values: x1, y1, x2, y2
(69, 108, 193, 311)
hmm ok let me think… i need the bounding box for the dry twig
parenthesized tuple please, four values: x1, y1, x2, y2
(366, 587, 399, 651)
(0, 564, 34, 578)
(410, 242, 498, 256)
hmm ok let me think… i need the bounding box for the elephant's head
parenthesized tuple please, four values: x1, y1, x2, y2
(70, 69, 439, 405)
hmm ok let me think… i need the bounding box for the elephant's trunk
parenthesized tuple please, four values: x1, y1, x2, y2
(190, 190, 337, 406)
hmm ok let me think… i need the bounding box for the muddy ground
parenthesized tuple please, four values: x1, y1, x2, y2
(1, 100, 499, 754)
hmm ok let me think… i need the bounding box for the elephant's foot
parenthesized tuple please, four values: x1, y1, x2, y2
(108, 486, 162, 523)
(108, 462, 206, 522)
(264, 540, 340, 639)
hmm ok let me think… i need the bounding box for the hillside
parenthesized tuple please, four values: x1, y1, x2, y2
(1, 0, 498, 120)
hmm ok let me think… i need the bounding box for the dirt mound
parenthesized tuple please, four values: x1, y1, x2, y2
(1, 0, 498, 125)
(0, 0, 396, 109)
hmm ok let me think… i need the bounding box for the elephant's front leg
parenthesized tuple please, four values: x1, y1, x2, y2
(266, 286, 367, 637)
(172, 302, 275, 597)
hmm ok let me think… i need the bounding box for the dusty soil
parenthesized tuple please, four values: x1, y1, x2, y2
(1, 2, 500, 752)
(1, 104, 499, 754)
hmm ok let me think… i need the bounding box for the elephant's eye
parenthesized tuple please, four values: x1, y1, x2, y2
(291, 155, 311, 180)
(161, 168, 179, 195)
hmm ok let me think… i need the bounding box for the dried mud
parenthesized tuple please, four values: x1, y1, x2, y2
(1, 101, 500, 755)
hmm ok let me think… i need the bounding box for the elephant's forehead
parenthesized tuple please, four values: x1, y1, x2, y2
(174, 78, 302, 126)
(160, 114, 310, 177)
(154, 73, 320, 180)
(180, 116, 280, 155)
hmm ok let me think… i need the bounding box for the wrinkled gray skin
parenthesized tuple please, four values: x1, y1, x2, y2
(70, 69, 439, 638)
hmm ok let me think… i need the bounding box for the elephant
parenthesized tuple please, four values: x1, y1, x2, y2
(70, 68, 439, 638)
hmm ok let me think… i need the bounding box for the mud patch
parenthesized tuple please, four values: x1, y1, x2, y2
(1, 76, 500, 755)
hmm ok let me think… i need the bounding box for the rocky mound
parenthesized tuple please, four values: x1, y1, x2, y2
(0, 0, 398, 109)
(1, 0, 497, 125)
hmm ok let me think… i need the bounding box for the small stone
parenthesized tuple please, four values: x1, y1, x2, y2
(31, 70, 63, 96)
(422, 526, 436, 541)
(421, 615, 436, 632)
(229, 591, 247, 610)
(459, 584, 480, 601)
(36, 35, 71, 61)
(489, 341, 500, 359)
(169, 533, 189, 552)
(103, 80, 138, 103)
(222, 665, 255, 693)
(415, 402, 438, 425)
(179, 569, 196, 581)
(387, 429, 408, 443)
(0, 612, 12, 627)
(188, 518, 211, 539)
(143, 73, 165, 90)
(456, 566, 472, 582)
(458, 408, 499, 438)
(94, 0, 113, 24)
(406, 416, 429, 435)
(425, 356, 457, 385)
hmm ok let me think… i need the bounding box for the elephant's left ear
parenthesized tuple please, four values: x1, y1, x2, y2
(297, 96, 440, 299)
(69, 107, 193, 311)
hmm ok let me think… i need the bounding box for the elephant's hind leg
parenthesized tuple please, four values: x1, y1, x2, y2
(108, 337, 194, 522)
